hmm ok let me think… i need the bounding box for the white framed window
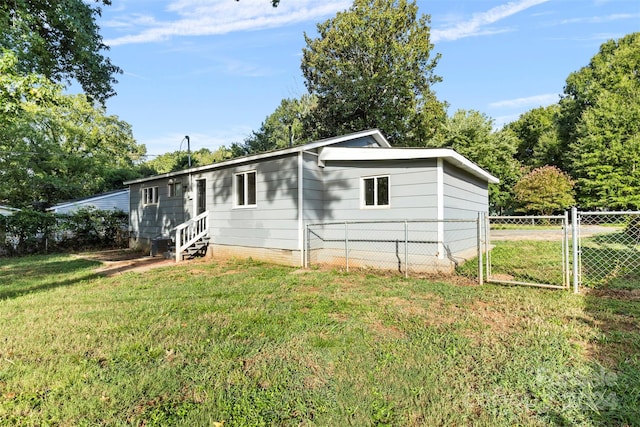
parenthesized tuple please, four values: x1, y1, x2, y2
(168, 180, 181, 198)
(143, 186, 159, 205)
(235, 171, 257, 207)
(361, 175, 390, 208)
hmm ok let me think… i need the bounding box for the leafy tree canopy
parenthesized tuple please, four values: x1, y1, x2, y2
(142, 148, 233, 175)
(507, 104, 563, 170)
(0, 0, 120, 103)
(561, 32, 640, 209)
(0, 52, 144, 209)
(237, 95, 317, 156)
(430, 110, 522, 213)
(301, 0, 446, 146)
(514, 166, 575, 215)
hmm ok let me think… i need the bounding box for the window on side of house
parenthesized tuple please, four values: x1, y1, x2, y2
(168, 180, 181, 198)
(362, 175, 389, 208)
(235, 171, 257, 207)
(143, 186, 159, 205)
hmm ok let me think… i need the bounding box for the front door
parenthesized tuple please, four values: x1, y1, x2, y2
(196, 179, 206, 215)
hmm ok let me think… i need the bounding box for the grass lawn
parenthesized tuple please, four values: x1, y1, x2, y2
(0, 254, 638, 426)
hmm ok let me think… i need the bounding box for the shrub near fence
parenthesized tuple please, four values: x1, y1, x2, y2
(0, 208, 129, 256)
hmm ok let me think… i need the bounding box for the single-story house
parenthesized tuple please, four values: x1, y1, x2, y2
(0, 205, 20, 216)
(47, 189, 130, 214)
(124, 129, 498, 269)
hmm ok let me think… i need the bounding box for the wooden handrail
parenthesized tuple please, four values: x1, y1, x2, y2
(173, 211, 209, 262)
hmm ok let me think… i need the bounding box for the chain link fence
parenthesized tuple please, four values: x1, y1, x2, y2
(305, 211, 640, 290)
(306, 219, 481, 278)
(576, 211, 640, 287)
(485, 215, 570, 289)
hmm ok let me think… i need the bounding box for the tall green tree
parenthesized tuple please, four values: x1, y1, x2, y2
(0, 52, 143, 208)
(0, 0, 120, 102)
(142, 148, 232, 175)
(430, 110, 522, 213)
(507, 104, 563, 169)
(301, 0, 446, 146)
(560, 32, 640, 209)
(242, 95, 317, 155)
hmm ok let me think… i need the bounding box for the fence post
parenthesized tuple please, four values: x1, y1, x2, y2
(345, 221, 349, 272)
(563, 211, 570, 289)
(571, 207, 579, 294)
(304, 224, 309, 268)
(485, 214, 491, 279)
(404, 221, 408, 278)
(477, 212, 483, 285)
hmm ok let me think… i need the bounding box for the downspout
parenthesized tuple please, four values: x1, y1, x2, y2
(437, 158, 445, 259)
(298, 151, 304, 266)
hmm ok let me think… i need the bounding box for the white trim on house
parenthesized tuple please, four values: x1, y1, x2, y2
(124, 129, 391, 186)
(437, 158, 445, 259)
(297, 151, 304, 263)
(360, 174, 391, 209)
(317, 147, 500, 184)
(233, 170, 257, 208)
(0, 205, 20, 216)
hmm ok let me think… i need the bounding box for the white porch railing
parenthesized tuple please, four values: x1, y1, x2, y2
(172, 210, 209, 262)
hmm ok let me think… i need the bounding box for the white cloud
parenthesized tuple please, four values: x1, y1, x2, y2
(105, 0, 350, 46)
(489, 93, 559, 109)
(432, 0, 551, 42)
(560, 13, 640, 25)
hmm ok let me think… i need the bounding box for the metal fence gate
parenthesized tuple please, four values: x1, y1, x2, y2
(305, 211, 640, 292)
(484, 215, 570, 289)
(575, 210, 640, 288)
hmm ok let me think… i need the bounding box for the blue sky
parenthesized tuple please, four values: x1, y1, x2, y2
(97, 0, 640, 157)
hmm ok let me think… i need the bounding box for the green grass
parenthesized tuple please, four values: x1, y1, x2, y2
(486, 240, 567, 286)
(490, 224, 564, 230)
(1, 255, 639, 426)
(580, 232, 640, 289)
(467, 234, 640, 290)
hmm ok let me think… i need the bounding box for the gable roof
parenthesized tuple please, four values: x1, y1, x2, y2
(124, 129, 498, 185)
(124, 129, 391, 185)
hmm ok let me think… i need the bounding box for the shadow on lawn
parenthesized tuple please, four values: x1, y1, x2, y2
(0, 257, 101, 300)
(577, 232, 640, 424)
(576, 232, 640, 423)
(579, 287, 640, 425)
(580, 233, 640, 289)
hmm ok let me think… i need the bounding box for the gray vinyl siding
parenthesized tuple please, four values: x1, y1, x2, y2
(320, 159, 439, 221)
(332, 135, 381, 148)
(209, 154, 300, 250)
(442, 162, 488, 257)
(302, 151, 325, 222)
(443, 162, 489, 218)
(129, 179, 187, 240)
